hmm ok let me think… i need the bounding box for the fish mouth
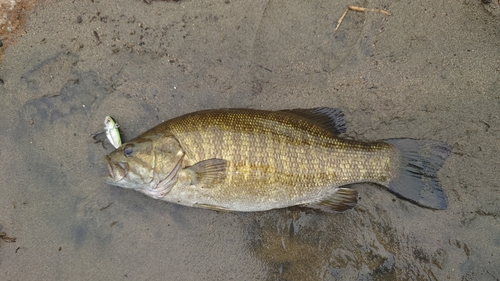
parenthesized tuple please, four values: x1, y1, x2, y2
(105, 155, 127, 182)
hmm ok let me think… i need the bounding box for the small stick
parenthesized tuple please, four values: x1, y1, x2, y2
(348, 5, 391, 16)
(334, 8, 349, 31)
(335, 5, 391, 32)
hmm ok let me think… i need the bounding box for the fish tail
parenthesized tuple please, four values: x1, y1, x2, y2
(383, 138, 451, 210)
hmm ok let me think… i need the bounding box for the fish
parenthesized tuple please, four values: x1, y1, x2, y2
(104, 108, 450, 212)
(104, 116, 122, 149)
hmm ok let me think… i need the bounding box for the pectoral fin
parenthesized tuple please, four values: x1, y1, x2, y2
(186, 158, 228, 187)
(305, 188, 358, 212)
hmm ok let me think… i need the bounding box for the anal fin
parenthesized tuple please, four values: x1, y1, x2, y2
(306, 188, 358, 213)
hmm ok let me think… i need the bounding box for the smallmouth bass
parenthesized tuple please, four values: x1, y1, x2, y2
(105, 108, 450, 212)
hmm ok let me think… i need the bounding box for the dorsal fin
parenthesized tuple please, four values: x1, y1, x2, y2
(281, 107, 347, 135)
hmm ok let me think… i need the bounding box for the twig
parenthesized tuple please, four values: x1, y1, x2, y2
(335, 5, 391, 32)
(334, 9, 349, 31)
(348, 5, 391, 16)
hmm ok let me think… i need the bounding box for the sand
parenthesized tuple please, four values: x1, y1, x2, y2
(0, 0, 499, 280)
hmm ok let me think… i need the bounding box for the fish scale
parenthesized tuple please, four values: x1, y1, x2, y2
(163, 110, 393, 206)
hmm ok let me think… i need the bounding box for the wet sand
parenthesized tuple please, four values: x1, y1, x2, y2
(1, 0, 499, 280)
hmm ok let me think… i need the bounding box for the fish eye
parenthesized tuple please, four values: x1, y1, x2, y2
(123, 145, 134, 157)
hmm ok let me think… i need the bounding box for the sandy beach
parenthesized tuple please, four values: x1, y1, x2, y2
(1, 0, 499, 280)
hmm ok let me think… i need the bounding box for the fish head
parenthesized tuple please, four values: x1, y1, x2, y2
(104, 135, 185, 194)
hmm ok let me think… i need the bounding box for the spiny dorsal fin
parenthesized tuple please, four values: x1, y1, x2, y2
(305, 188, 358, 213)
(186, 158, 227, 187)
(281, 107, 347, 135)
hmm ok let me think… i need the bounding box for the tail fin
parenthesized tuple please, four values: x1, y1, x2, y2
(384, 138, 451, 210)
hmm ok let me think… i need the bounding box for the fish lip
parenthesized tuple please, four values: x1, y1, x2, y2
(105, 155, 126, 182)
